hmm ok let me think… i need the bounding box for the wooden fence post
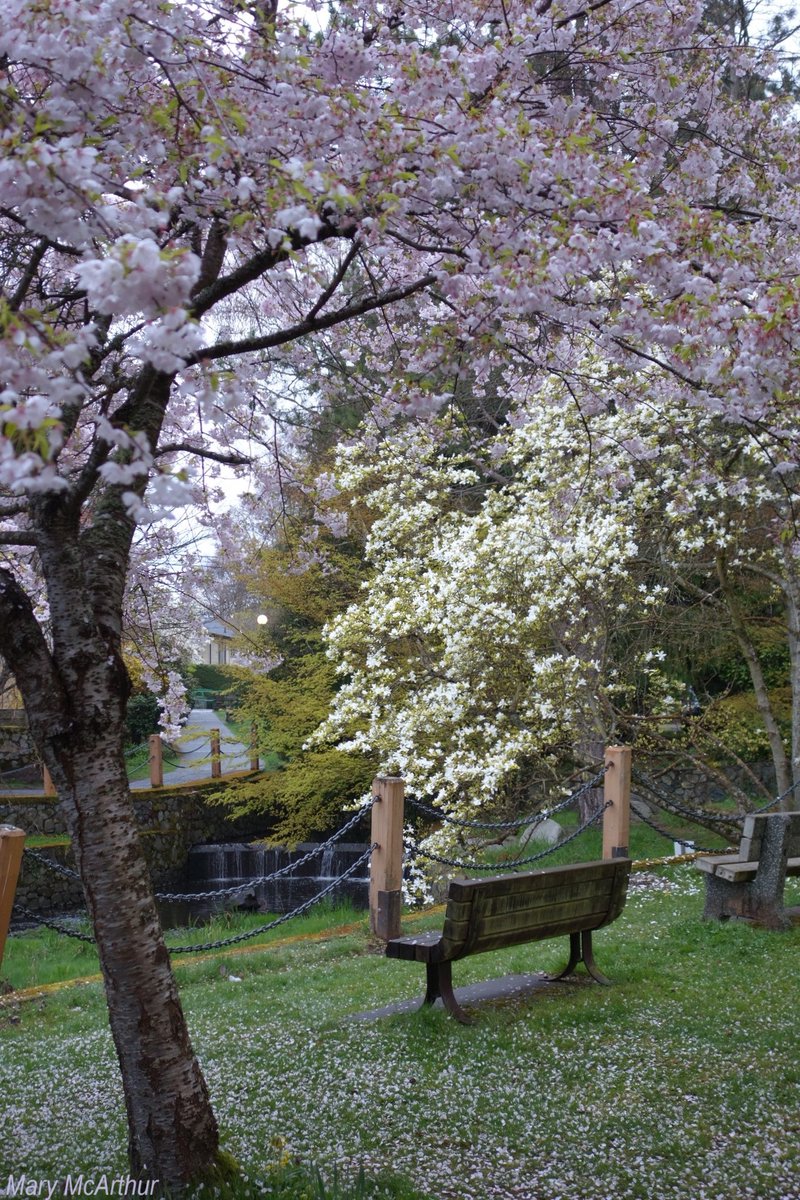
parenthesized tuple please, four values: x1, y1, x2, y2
(369, 776, 405, 940)
(148, 734, 163, 788)
(211, 728, 221, 778)
(0, 825, 25, 973)
(42, 765, 56, 797)
(250, 722, 259, 772)
(603, 745, 632, 859)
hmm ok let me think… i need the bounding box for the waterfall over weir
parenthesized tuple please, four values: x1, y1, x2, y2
(160, 841, 370, 925)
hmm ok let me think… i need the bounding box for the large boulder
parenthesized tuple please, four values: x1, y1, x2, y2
(631, 795, 654, 820)
(519, 817, 564, 848)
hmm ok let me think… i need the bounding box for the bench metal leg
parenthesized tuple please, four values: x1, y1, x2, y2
(422, 961, 473, 1024)
(549, 932, 581, 981)
(549, 931, 613, 986)
(580, 931, 612, 985)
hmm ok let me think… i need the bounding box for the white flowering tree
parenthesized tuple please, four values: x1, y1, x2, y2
(315, 389, 659, 819)
(1, 0, 799, 1185)
(318, 365, 800, 823)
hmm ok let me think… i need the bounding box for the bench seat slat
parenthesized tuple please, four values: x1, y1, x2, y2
(696, 854, 800, 881)
(385, 930, 443, 962)
(713, 855, 800, 882)
(695, 854, 742, 875)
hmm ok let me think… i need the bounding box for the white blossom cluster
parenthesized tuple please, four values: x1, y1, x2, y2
(316, 369, 800, 823)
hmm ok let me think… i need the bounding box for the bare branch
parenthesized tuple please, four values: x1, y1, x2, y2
(555, 0, 615, 28)
(185, 272, 435, 366)
(0, 531, 39, 545)
(0, 500, 30, 519)
(8, 238, 48, 311)
(156, 442, 252, 466)
(192, 218, 229, 296)
(190, 217, 358, 319)
(305, 240, 362, 322)
(0, 565, 67, 733)
(608, 334, 704, 391)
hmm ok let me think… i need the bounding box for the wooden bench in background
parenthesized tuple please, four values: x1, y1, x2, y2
(386, 858, 631, 1022)
(695, 811, 800, 928)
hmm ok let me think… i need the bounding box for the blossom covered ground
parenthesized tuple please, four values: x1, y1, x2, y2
(2, 869, 800, 1200)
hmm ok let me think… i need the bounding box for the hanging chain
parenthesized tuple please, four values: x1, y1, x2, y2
(405, 766, 608, 832)
(155, 803, 373, 902)
(21, 802, 374, 902)
(23, 847, 81, 881)
(749, 777, 800, 814)
(631, 768, 741, 828)
(12, 905, 96, 944)
(13, 846, 376, 954)
(631, 805, 733, 856)
(167, 846, 375, 954)
(0, 760, 39, 781)
(410, 802, 611, 871)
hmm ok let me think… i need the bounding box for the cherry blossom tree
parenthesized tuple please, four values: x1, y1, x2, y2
(1, 0, 798, 1186)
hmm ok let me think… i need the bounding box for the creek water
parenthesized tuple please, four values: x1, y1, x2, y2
(156, 840, 370, 927)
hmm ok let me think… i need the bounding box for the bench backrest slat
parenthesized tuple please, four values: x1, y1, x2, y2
(439, 859, 630, 961)
(740, 812, 800, 861)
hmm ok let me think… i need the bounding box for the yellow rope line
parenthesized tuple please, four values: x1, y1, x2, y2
(0, 906, 447, 1006)
(631, 851, 700, 869)
(3, 857, 713, 1007)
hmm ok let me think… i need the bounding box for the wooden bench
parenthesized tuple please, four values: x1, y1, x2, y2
(695, 811, 800, 928)
(386, 858, 631, 1023)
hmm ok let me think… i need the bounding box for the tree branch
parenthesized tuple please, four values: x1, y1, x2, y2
(8, 238, 48, 311)
(0, 531, 39, 545)
(190, 217, 358, 319)
(608, 334, 704, 391)
(0, 565, 68, 735)
(156, 442, 252, 466)
(738, 561, 789, 591)
(716, 552, 791, 794)
(0, 500, 31, 519)
(185, 272, 435, 366)
(192, 218, 229, 297)
(305, 240, 361, 322)
(536, 0, 615, 26)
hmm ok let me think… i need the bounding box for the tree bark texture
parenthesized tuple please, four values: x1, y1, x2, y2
(0, 374, 220, 1189)
(2, 612, 220, 1187)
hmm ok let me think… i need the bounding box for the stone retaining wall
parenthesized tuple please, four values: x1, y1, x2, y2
(3, 775, 270, 916)
(0, 724, 35, 773)
(635, 759, 777, 809)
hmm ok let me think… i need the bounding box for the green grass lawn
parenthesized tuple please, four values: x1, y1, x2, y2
(1, 902, 366, 992)
(124, 741, 155, 783)
(3, 863, 800, 1199)
(23, 834, 70, 848)
(213, 710, 282, 771)
(6, 815, 721, 993)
